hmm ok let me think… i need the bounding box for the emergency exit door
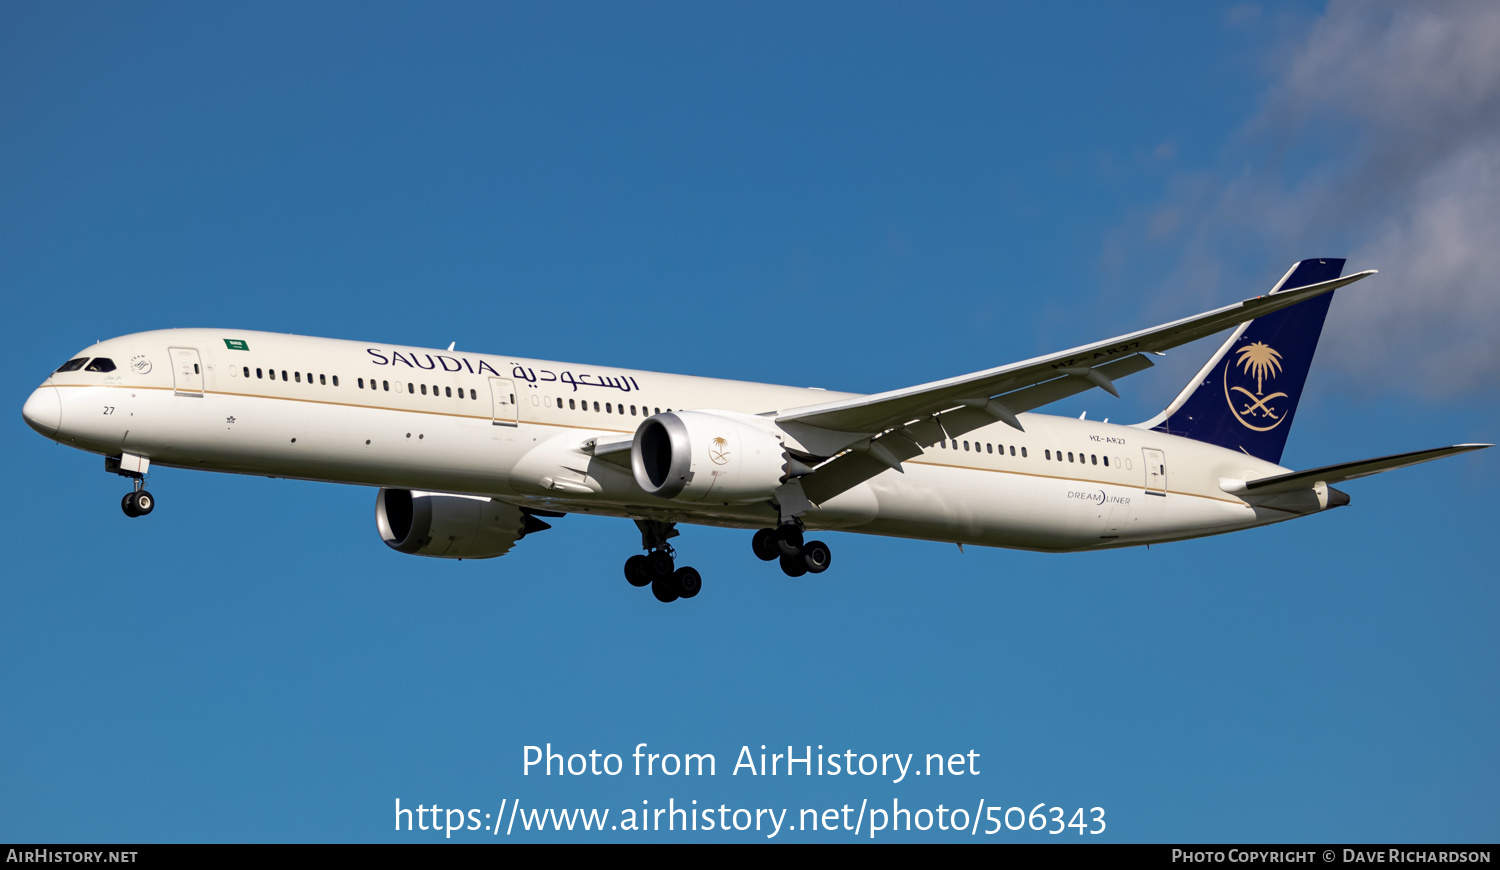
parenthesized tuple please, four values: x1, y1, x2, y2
(488, 378, 518, 426)
(1142, 447, 1166, 496)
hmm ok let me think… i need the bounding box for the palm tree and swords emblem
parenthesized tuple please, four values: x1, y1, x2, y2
(1224, 340, 1289, 431)
(708, 436, 732, 465)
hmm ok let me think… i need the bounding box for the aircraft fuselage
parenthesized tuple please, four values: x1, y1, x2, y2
(23, 328, 1326, 554)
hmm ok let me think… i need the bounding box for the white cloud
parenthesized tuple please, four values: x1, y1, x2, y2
(1115, 1, 1500, 397)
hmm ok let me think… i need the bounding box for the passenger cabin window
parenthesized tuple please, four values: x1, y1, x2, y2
(242, 367, 250, 378)
(295, 372, 301, 383)
(55, 358, 89, 373)
(332, 376, 339, 386)
(256, 368, 264, 379)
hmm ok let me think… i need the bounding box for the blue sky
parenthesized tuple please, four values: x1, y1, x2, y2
(3, 2, 1496, 843)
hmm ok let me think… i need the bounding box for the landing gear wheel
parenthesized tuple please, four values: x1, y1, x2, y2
(801, 540, 831, 574)
(121, 490, 153, 517)
(645, 550, 675, 581)
(779, 553, 808, 577)
(774, 525, 804, 557)
(751, 528, 779, 561)
(651, 573, 680, 603)
(674, 566, 702, 599)
(624, 554, 651, 587)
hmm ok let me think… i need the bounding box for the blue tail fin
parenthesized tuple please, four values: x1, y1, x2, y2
(1140, 258, 1345, 465)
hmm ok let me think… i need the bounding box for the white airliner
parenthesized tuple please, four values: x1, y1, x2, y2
(21, 259, 1487, 602)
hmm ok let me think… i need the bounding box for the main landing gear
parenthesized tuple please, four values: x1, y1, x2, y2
(751, 522, 832, 577)
(624, 520, 702, 604)
(622, 519, 831, 602)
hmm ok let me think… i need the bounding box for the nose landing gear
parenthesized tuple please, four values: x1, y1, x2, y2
(121, 486, 155, 518)
(107, 455, 155, 518)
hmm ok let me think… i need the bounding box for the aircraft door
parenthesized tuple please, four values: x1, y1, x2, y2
(488, 378, 518, 426)
(1142, 447, 1166, 496)
(169, 347, 204, 396)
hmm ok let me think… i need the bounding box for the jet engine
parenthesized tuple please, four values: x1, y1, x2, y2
(631, 410, 792, 503)
(375, 489, 550, 559)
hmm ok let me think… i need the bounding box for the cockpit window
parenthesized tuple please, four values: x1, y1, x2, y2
(55, 358, 89, 373)
(85, 358, 117, 373)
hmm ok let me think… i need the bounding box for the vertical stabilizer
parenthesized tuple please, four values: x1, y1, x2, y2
(1137, 258, 1345, 464)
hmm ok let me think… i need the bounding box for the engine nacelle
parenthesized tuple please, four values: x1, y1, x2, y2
(375, 489, 540, 559)
(632, 410, 790, 503)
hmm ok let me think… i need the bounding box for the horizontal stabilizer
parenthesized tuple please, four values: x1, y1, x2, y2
(1223, 444, 1490, 496)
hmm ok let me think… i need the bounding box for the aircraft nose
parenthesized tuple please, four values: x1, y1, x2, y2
(22, 386, 61, 438)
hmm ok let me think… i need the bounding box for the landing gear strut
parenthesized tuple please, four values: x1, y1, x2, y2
(624, 519, 701, 603)
(753, 521, 832, 577)
(108, 457, 155, 518)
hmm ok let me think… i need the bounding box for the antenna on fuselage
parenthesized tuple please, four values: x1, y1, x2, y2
(447, 342, 456, 351)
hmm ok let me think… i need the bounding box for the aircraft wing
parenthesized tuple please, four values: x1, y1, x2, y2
(775, 269, 1376, 505)
(778, 270, 1375, 437)
(1226, 443, 1490, 496)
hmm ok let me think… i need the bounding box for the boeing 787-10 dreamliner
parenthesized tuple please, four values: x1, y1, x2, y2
(21, 259, 1488, 602)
